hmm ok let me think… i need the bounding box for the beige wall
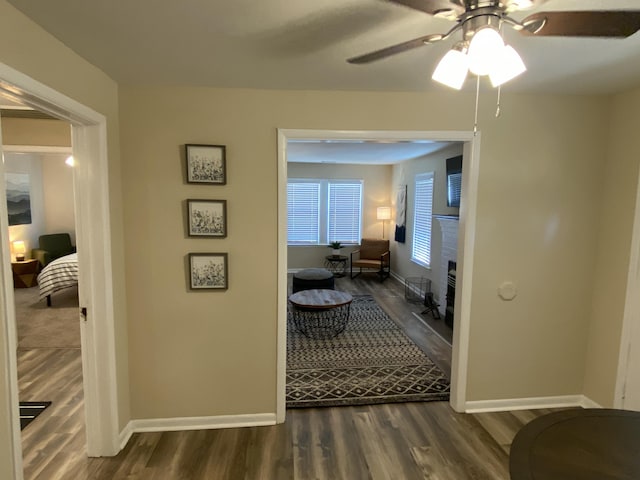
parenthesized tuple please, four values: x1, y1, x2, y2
(120, 85, 609, 419)
(1, 117, 71, 147)
(287, 162, 391, 269)
(584, 87, 640, 406)
(391, 143, 463, 293)
(0, 2, 128, 472)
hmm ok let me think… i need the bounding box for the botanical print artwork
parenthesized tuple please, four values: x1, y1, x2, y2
(190, 254, 227, 289)
(5, 173, 32, 226)
(188, 200, 226, 237)
(186, 145, 226, 184)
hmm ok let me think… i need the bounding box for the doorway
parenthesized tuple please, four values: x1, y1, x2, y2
(3, 135, 82, 476)
(0, 63, 120, 478)
(276, 128, 482, 422)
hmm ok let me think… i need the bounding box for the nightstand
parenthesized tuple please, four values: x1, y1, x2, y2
(12, 259, 39, 288)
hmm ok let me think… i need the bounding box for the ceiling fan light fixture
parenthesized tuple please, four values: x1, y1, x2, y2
(489, 44, 527, 87)
(432, 48, 469, 90)
(467, 26, 504, 76)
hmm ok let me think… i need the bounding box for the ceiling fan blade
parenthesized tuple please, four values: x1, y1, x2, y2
(347, 34, 443, 64)
(521, 11, 640, 37)
(388, 0, 464, 16)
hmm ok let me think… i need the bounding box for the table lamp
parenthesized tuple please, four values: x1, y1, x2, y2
(13, 240, 26, 261)
(377, 206, 391, 239)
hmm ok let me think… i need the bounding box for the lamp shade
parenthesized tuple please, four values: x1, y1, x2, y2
(377, 206, 391, 220)
(432, 49, 469, 90)
(13, 240, 26, 261)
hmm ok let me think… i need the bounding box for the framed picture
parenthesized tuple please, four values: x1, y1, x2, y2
(187, 199, 227, 237)
(185, 144, 226, 184)
(189, 253, 228, 290)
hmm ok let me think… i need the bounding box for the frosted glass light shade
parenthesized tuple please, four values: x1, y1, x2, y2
(432, 49, 469, 90)
(489, 45, 526, 87)
(467, 27, 504, 76)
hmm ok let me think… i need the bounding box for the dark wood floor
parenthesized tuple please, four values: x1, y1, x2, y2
(17, 275, 556, 479)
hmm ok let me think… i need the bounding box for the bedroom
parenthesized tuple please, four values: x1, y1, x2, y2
(2, 110, 83, 459)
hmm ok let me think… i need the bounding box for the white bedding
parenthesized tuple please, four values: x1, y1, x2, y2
(37, 253, 78, 301)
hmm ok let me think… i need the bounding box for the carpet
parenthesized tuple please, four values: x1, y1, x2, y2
(287, 295, 450, 408)
(13, 286, 80, 349)
(19, 401, 51, 429)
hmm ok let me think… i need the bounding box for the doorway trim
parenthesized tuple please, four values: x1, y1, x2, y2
(615, 161, 640, 408)
(276, 128, 481, 420)
(0, 62, 120, 478)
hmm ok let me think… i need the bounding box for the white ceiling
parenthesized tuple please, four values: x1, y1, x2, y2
(7, 0, 640, 95)
(287, 139, 453, 164)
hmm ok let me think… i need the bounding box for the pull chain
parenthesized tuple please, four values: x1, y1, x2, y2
(473, 74, 480, 136)
(496, 84, 502, 118)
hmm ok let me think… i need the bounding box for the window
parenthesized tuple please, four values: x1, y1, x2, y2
(412, 172, 434, 268)
(287, 179, 362, 245)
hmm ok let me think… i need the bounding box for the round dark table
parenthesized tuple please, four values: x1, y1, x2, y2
(510, 408, 640, 480)
(288, 289, 352, 339)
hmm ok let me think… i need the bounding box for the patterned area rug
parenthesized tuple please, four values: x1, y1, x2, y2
(287, 295, 450, 408)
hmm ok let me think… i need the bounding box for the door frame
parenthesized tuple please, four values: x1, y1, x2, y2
(0, 62, 120, 478)
(276, 128, 481, 421)
(615, 162, 640, 408)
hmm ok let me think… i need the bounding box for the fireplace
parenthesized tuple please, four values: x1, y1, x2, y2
(434, 215, 459, 320)
(445, 261, 456, 328)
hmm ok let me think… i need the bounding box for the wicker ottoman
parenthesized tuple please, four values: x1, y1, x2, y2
(292, 268, 335, 293)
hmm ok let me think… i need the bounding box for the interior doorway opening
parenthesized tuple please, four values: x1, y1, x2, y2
(276, 128, 482, 421)
(0, 63, 120, 479)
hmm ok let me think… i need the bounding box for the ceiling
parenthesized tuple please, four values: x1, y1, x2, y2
(287, 139, 453, 164)
(7, 0, 640, 95)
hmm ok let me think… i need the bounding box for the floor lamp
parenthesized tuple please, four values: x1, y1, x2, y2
(377, 206, 391, 239)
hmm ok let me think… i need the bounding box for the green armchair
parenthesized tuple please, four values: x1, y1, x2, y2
(32, 233, 76, 267)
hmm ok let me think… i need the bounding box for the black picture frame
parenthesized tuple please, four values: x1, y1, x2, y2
(185, 144, 226, 184)
(187, 199, 227, 237)
(188, 253, 228, 290)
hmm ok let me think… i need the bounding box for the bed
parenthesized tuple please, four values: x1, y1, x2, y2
(37, 253, 78, 306)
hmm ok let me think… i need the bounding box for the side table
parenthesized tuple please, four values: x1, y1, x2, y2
(324, 255, 348, 278)
(12, 259, 39, 288)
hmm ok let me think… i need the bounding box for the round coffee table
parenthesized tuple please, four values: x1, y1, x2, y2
(288, 289, 353, 339)
(510, 408, 640, 480)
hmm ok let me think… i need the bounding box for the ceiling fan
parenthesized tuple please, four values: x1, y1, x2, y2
(347, 1, 640, 89)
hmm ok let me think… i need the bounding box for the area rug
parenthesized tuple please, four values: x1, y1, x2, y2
(19, 401, 51, 429)
(287, 295, 450, 408)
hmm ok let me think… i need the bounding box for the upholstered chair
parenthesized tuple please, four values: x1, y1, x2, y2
(32, 233, 76, 267)
(350, 238, 390, 281)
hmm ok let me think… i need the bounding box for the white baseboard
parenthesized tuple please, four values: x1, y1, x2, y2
(119, 421, 134, 450)
(128, 413, 277, 434)
(464, 394, 602, 413)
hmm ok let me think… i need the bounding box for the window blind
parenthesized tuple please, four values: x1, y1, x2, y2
(412, 172, 434, 268)
(328, 182, 362, 244)
(287, 182, 320, 244)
